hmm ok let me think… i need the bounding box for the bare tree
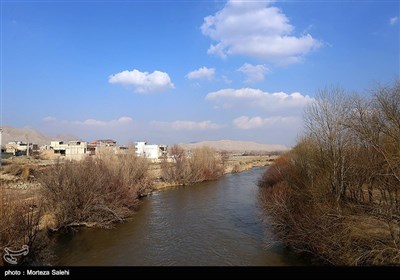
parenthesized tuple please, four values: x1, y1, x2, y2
(304, 86, 353, 207)
(259, 81, 400, 265)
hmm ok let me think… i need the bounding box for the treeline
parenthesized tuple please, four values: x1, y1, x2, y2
(259, 81, 400, 265)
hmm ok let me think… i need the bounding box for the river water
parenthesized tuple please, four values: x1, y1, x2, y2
(53, 167, 305, 266)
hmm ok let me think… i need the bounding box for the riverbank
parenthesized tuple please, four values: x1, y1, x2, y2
(0, 153, 276, 227)
(1, 154, 276, 191)
(52, 167, 305, 266)
(0, 153, 276, 265)
(149, 154, 276, 190)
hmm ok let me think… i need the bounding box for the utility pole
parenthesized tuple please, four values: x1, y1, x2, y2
(25, 133, 30, 157)
(27, 142, 30, 157)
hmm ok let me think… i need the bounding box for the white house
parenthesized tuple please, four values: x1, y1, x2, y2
(50, 141, 68, 155)
(66, 141, 87, 161)
(135, 141, 167, 160)
(50, 140, 87, 160)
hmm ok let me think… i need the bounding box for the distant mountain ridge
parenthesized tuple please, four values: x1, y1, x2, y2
(179, 140, 288, 152)
(0, 126, 80, 147)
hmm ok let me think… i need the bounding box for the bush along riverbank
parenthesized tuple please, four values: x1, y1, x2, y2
(258, 81, 400, 265)
(160, 146, 225, 186)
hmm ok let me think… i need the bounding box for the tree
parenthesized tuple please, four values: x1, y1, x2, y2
(304, 86, 353, 206)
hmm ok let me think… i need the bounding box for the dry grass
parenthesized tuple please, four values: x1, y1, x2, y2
(3, 164, 34, 182)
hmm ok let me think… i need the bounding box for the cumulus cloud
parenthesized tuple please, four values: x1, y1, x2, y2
(43, 116, 133, 127)
(237, 63, 269, 83)
(390, 16, 398, 25)
(108, 69, 174, 93)
(150, 120, 221, 131)
(233, 115, 302, 129)
(206, 88, 314, 111)
(186, 67, 215, 80)
(201, 0, 321, 64)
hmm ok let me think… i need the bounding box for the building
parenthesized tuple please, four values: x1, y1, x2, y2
(90, 139, 120, 157)
(135, 141, 168, 160)
(114, 146, 129, 154)
(90, 139, 117, 147)
(49, 140, 87, 160)
(65, 141, 87, 161)
(50, 141, 68, 155)
(86, 143, 96, 156)
(5, 141, 39, 156)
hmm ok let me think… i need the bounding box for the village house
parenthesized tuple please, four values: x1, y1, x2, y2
(5, 141, 39, 156)
(90, 139, 121, 156)
(45, 139, 167, 161)
(65, 141, 87, 161)
(135, 141, 168, 160)
(49, 140, 88, 160)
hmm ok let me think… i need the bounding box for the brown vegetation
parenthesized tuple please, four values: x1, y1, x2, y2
(259, 81, 400, 265)
(0, 150, 152, 265)
(38, 152, 152, 229)
(161, 145, 224, 185)
(3, 164, 34, 182)
(0, 188, 44, 265)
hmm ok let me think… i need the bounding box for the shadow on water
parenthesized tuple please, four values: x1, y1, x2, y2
(52, 167, 312, 266)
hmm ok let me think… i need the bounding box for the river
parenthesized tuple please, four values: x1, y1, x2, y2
(53, 167, 305, 266)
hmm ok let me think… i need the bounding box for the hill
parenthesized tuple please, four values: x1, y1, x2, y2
(0, 126, 80, 147)
(179, 140, 288, 153)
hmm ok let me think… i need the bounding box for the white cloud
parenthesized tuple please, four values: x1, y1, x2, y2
(233, 116, 264, 129)
(390, 16, 398, 25)
(150, 120, 221, 131)
(233, 115, 301, 129)
(206, 88, 314, 111)
(221, 75, 232, 84)
(43, 116, 133, 127)
(108, 69, 174, 93)
(77, 116, 133, 126)
(201, 0, 321, 64)
(237, 63, 269, 83)
(186, 67, 215, 80)
(43, 116, 57, 122)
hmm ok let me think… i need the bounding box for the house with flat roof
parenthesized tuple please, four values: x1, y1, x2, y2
(5, 141, 38, 156)
(50, 140, 88, 160)
(135, 141, 168, 160)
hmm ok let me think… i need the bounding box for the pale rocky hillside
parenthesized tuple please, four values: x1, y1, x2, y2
(1, 126, 79, 147)
(179, 140, 288, 152)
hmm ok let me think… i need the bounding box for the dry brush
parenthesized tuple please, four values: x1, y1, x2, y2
(259, 81, 400, 265)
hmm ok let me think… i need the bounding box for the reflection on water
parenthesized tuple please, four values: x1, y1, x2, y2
(53, 167, 305, 266)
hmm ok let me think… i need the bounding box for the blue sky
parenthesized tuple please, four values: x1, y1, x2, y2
(2, 0, 399, 146)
